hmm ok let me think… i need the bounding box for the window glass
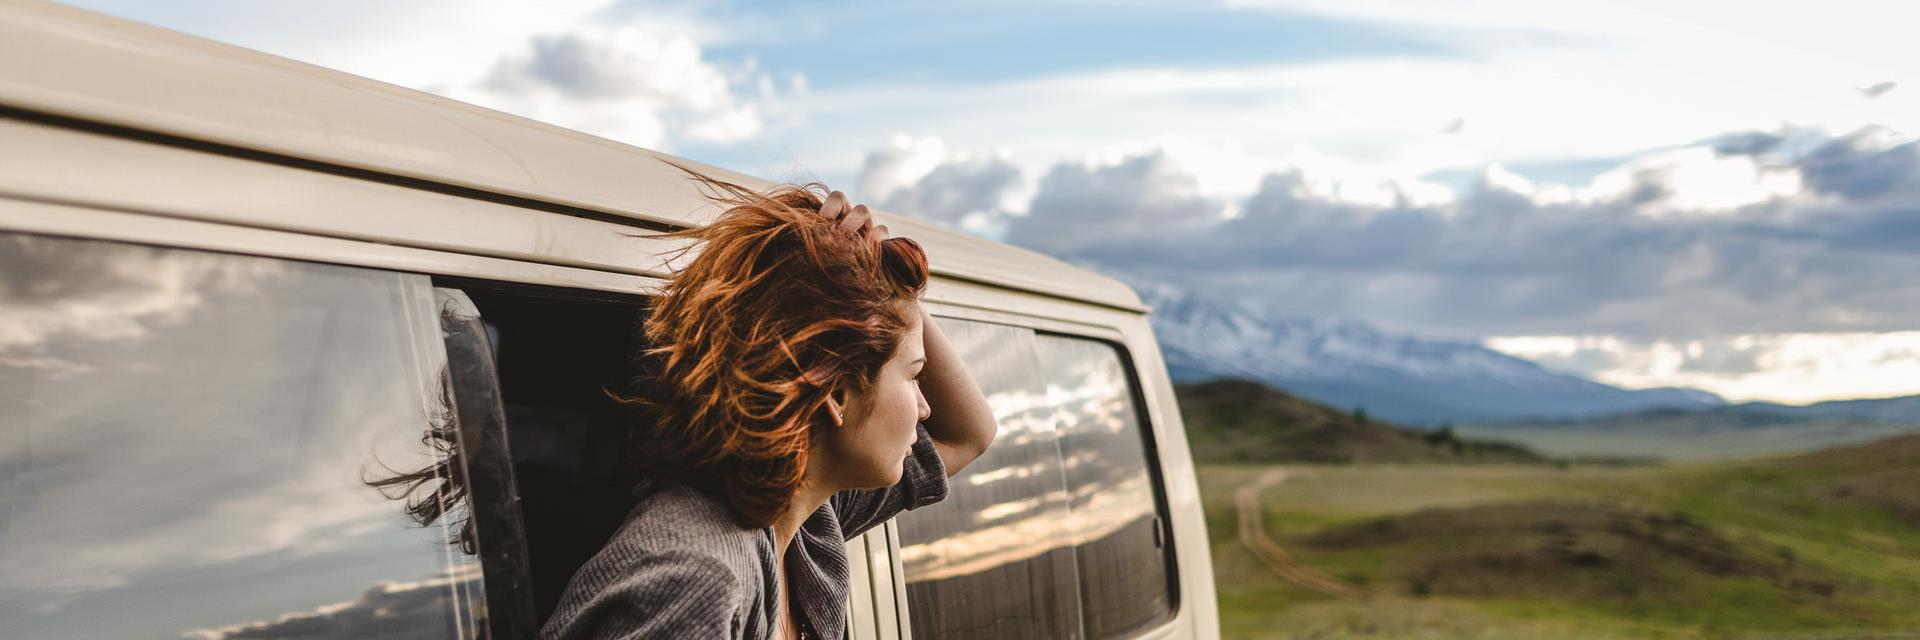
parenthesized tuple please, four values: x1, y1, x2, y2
(895, 317, 1084, 639)
(0, 233, 482, 639)
(1035, 334, 1176, 638)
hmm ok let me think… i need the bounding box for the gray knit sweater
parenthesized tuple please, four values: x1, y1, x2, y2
(540, 421, 951, 639)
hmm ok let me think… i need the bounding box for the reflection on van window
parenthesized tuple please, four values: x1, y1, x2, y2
(897, 319, 1083, 638)
(0, 234, 482, 639)
(1037, 334, 1175, 638)
(896, 319, 1174, 639)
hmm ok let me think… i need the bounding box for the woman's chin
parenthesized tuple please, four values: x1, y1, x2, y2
(863, 466, 905, 490)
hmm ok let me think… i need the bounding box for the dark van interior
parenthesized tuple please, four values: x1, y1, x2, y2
(453, 282, 651, 622)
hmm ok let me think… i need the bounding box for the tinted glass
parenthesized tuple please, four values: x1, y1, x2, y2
(0, 234, 482, 639)
(1036, 334, 1175, 638)
(896, 317, 1084, 639)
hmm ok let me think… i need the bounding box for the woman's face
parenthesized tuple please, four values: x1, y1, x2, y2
(820, 302, 931, 489)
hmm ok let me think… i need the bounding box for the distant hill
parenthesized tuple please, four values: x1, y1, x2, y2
(1124, 277, 1725, 426)
(1737, 393, 1920, 423)
(1175, 377, 1544, 464)
(1459, 401, 1920, 462)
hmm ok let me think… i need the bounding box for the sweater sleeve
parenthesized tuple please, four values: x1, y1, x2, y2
(832, 420, 953, 540)
(539, 549, 746, 639)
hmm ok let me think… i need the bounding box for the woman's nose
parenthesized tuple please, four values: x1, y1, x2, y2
(916, 389, 932, 422)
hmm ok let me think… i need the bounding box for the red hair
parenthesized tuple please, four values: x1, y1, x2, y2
(612, 164, 930, 528)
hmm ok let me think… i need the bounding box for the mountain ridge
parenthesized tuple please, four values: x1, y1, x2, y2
(1122, 276, 1726, 425)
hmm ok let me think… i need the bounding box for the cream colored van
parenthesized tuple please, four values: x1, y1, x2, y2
(0, 2, 1220, 638)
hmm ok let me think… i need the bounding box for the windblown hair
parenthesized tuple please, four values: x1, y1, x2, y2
(364, 361, 475, 553)
(611, 162, 931, 529)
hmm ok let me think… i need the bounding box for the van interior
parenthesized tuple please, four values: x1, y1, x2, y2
(451, 281, 650, 622)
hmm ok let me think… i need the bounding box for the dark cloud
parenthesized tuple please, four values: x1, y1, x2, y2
(1004, 151, 1220, 257)
(1798, 129, 1920, 200)
(1712, 131, 1786, 157)
(484, 34, 634, 100)
(993, 126, 1920, 341)
(1860, 81, 1898, 99)
(873, 156, 1025, 228)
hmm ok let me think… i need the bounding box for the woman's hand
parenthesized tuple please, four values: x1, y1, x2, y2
(818, 190, 889, 244)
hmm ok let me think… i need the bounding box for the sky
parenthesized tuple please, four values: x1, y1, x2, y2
(60, 0, 1920, 404)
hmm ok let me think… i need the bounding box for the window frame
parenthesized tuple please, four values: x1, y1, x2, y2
(435, 287, 542, 638)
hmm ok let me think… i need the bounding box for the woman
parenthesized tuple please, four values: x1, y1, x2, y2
(539, 168, 999, 639)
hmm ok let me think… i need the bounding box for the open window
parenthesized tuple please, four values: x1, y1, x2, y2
(432, 280, 652, 625)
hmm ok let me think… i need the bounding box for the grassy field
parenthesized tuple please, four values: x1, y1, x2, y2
(1201, 434, 1920, 639)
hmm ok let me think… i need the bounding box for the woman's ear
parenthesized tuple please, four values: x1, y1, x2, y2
(827, 387, 848, 425)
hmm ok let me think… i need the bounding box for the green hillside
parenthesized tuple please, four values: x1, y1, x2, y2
(1203, 433, 1920, 639)
(1178, 377, 1543, 464)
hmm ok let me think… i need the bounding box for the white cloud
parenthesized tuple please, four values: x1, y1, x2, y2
(1485, 332, 1920, 404)
(857, 133, 950, 203)
(447, 23, 782, 147)
(1586, 146, 1803, 215)
(66, 0, 787, 150)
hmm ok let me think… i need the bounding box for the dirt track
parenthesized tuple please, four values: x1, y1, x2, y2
(1234, 469, 1376, 601)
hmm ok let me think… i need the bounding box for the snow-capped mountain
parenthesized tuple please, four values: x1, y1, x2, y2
(1125, 278, 1726, 425)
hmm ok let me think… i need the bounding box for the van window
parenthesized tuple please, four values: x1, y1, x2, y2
(0, 233, 484, 639)
(1035, 334, 1177, 638)
(895, 319, 1176, 639)
(895, 318, 1085, 639)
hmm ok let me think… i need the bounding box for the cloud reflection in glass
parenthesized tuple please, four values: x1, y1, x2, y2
(0, 234, 479, 639)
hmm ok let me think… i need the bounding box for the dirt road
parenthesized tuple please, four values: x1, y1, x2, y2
(1234, 469, 1375, 601)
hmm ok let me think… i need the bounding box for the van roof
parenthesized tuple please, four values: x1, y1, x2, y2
(0, 1, 1145, 313)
